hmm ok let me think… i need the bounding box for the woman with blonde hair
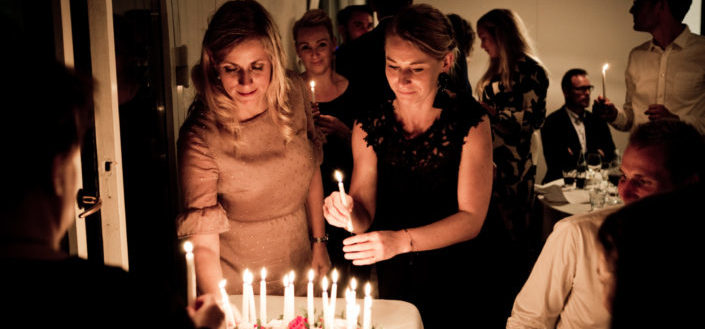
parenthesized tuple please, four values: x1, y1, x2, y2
(476, 8, 548, 291)
(177, 0, 330, 298)
(323, 4, 497, 327)
(293, 9, 366, 284)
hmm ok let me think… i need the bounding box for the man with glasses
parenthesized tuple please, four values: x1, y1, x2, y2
(593, 0, 705, 134)
(541, 69, 616, 183)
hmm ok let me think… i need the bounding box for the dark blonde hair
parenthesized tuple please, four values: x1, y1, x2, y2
(293, 9, 335, 43)
(476, 9, 541, 95)
(385, 4, 458, 69)
(192, 0, 294, 145)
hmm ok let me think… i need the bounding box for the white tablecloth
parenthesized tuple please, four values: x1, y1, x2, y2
(228, 294, 423, 329)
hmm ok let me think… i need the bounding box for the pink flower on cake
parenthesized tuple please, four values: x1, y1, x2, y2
(288, 315, 308, 329)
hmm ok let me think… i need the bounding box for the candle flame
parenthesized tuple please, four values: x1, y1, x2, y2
(219, 279, 227, 289)
(261, 267, 267, 280)
(602, 63, 609, 74)
(183, 241, 193, 253)
(322, 276, 329, 290)
(365, 282, 371, 296)
(289, 270, 296, 283)
(350, 277, 357, 290)
(309, 80, 315, 89)
(308, 269, 315, 281)
(334, 170, 344, 183)
(283, 274, 289, 286)
(332, 268, 339, 282)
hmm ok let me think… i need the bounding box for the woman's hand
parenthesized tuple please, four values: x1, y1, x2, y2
(311, 242, 331, 275)
(342, 230, 412, 266)
(322, 191, 354, 230)
(317, 114, 351, 140)
(187, 294, 225, 329)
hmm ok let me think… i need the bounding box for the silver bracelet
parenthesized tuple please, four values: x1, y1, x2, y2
(311, 234, 329, 243)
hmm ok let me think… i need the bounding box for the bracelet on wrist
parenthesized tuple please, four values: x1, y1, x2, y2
(311, 234, 329, 243)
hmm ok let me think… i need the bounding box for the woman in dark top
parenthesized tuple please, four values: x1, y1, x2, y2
(323, 4, 494, 327)
(293, 9, 363, 282)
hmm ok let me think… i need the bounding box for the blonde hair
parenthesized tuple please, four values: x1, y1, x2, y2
(475, 9, 541, 95)
(191, 0, 294, 146)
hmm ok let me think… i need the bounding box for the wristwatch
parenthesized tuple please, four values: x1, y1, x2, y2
(311, 234, 329, 243)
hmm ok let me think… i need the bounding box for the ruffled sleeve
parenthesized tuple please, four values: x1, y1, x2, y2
(175, 110, 230, 237)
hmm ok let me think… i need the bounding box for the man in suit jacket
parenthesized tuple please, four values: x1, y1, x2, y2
(541, 69, 616, 183)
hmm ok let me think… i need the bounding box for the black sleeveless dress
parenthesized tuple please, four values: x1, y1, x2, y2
(358, 94, 504, 327)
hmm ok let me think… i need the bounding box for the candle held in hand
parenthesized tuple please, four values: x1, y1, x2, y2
(219, 279, 237, 328)
(602, 63, 609, 98)
(310, 80, 316, 104)
(334, 170, 353, 232)
(183, 241, 196, 306)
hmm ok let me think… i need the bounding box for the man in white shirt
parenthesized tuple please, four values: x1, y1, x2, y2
(507, 120, 705, 329)
(594, 0, 705, 133)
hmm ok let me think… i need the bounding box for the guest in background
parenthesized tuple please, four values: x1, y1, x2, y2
(507, 120, 705, 329)
(593, 0, 705, 133)
(177, 0, 330, 297)
(0, 59, 223, 329)
(323, 4, 497, 327)
(335, 0, 412, 111)
(597, 181, 705, 329)
(476, 8, 549, 310)
(541, 69, 616, 183)
(293, 9, 365, 284)
(447, 13, 475, 96)
(336, 4, 373, 47)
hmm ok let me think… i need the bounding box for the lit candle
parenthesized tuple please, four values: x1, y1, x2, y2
(283, 274, 291, 323)
(322, 276, 329, 329)
(363, 282, 372, 329)
(244, 270, 256, 324)
(307, 269, 315, 327)
(260, 268, 267, 324)
(310, 80, 316, 104)
(183, 241, 196, 306)
(330, 269, 339, 321)
(345, 287, 355, 329)
(602, 63, 609, 98)
(242, 270, 250, 324)
(350, 278, 357, 299)
(334, 170, 353, 232)
(219, 279, 237, 328)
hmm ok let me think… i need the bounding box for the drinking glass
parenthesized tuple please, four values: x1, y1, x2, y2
(590, 188, 606, 210)
(586, 153, 602, 173)
(562, 168, 577, 189)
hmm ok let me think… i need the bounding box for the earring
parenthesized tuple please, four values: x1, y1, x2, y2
(433, 72, 452, 109)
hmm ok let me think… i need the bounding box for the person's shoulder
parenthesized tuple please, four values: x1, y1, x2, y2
(554, 205, 622, 233)
(545, 107, 567, 121)
(179, 102, 218, 144)
(629, 39, 652, 56)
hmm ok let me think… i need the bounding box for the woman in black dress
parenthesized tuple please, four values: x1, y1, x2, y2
(323, 4, 494, 327)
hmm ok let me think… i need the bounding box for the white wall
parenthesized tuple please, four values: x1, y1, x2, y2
(418, 0, 700, 182)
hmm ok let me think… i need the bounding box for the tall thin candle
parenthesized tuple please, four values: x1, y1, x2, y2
(602, 63, 609, 98)
(363, 282, 372, 329)
(322, 276, 329, 329)
(334, 170, 353, 232)
(183, 241, 196, 305)
(260, 268, 267, 324)
(242, 270, 250, 324)
(330, 269, 339, 321)
(220, 279, 236, 328)
(307, 269, 315, 327)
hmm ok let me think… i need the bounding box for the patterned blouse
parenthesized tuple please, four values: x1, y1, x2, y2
(481, 56, 548, 205)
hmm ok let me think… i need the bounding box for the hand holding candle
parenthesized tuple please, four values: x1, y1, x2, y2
(183, 241, 196, 306)
(601, 63, 609, 98)
(334, 170, 353, 232)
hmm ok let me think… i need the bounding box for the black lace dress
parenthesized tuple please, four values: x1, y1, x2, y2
(358, 94, 501, 327)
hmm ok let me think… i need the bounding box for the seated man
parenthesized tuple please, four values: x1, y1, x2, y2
(541, 69, 616, 183)
(0, 59, 223, 329)
(507, 120, 705, 329)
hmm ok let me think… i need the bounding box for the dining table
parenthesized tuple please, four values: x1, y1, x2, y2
(534, 178, 621, 241)
(228, 294, 424, 329)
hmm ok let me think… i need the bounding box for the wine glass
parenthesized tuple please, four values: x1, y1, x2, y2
(586, 153, 602, 173)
